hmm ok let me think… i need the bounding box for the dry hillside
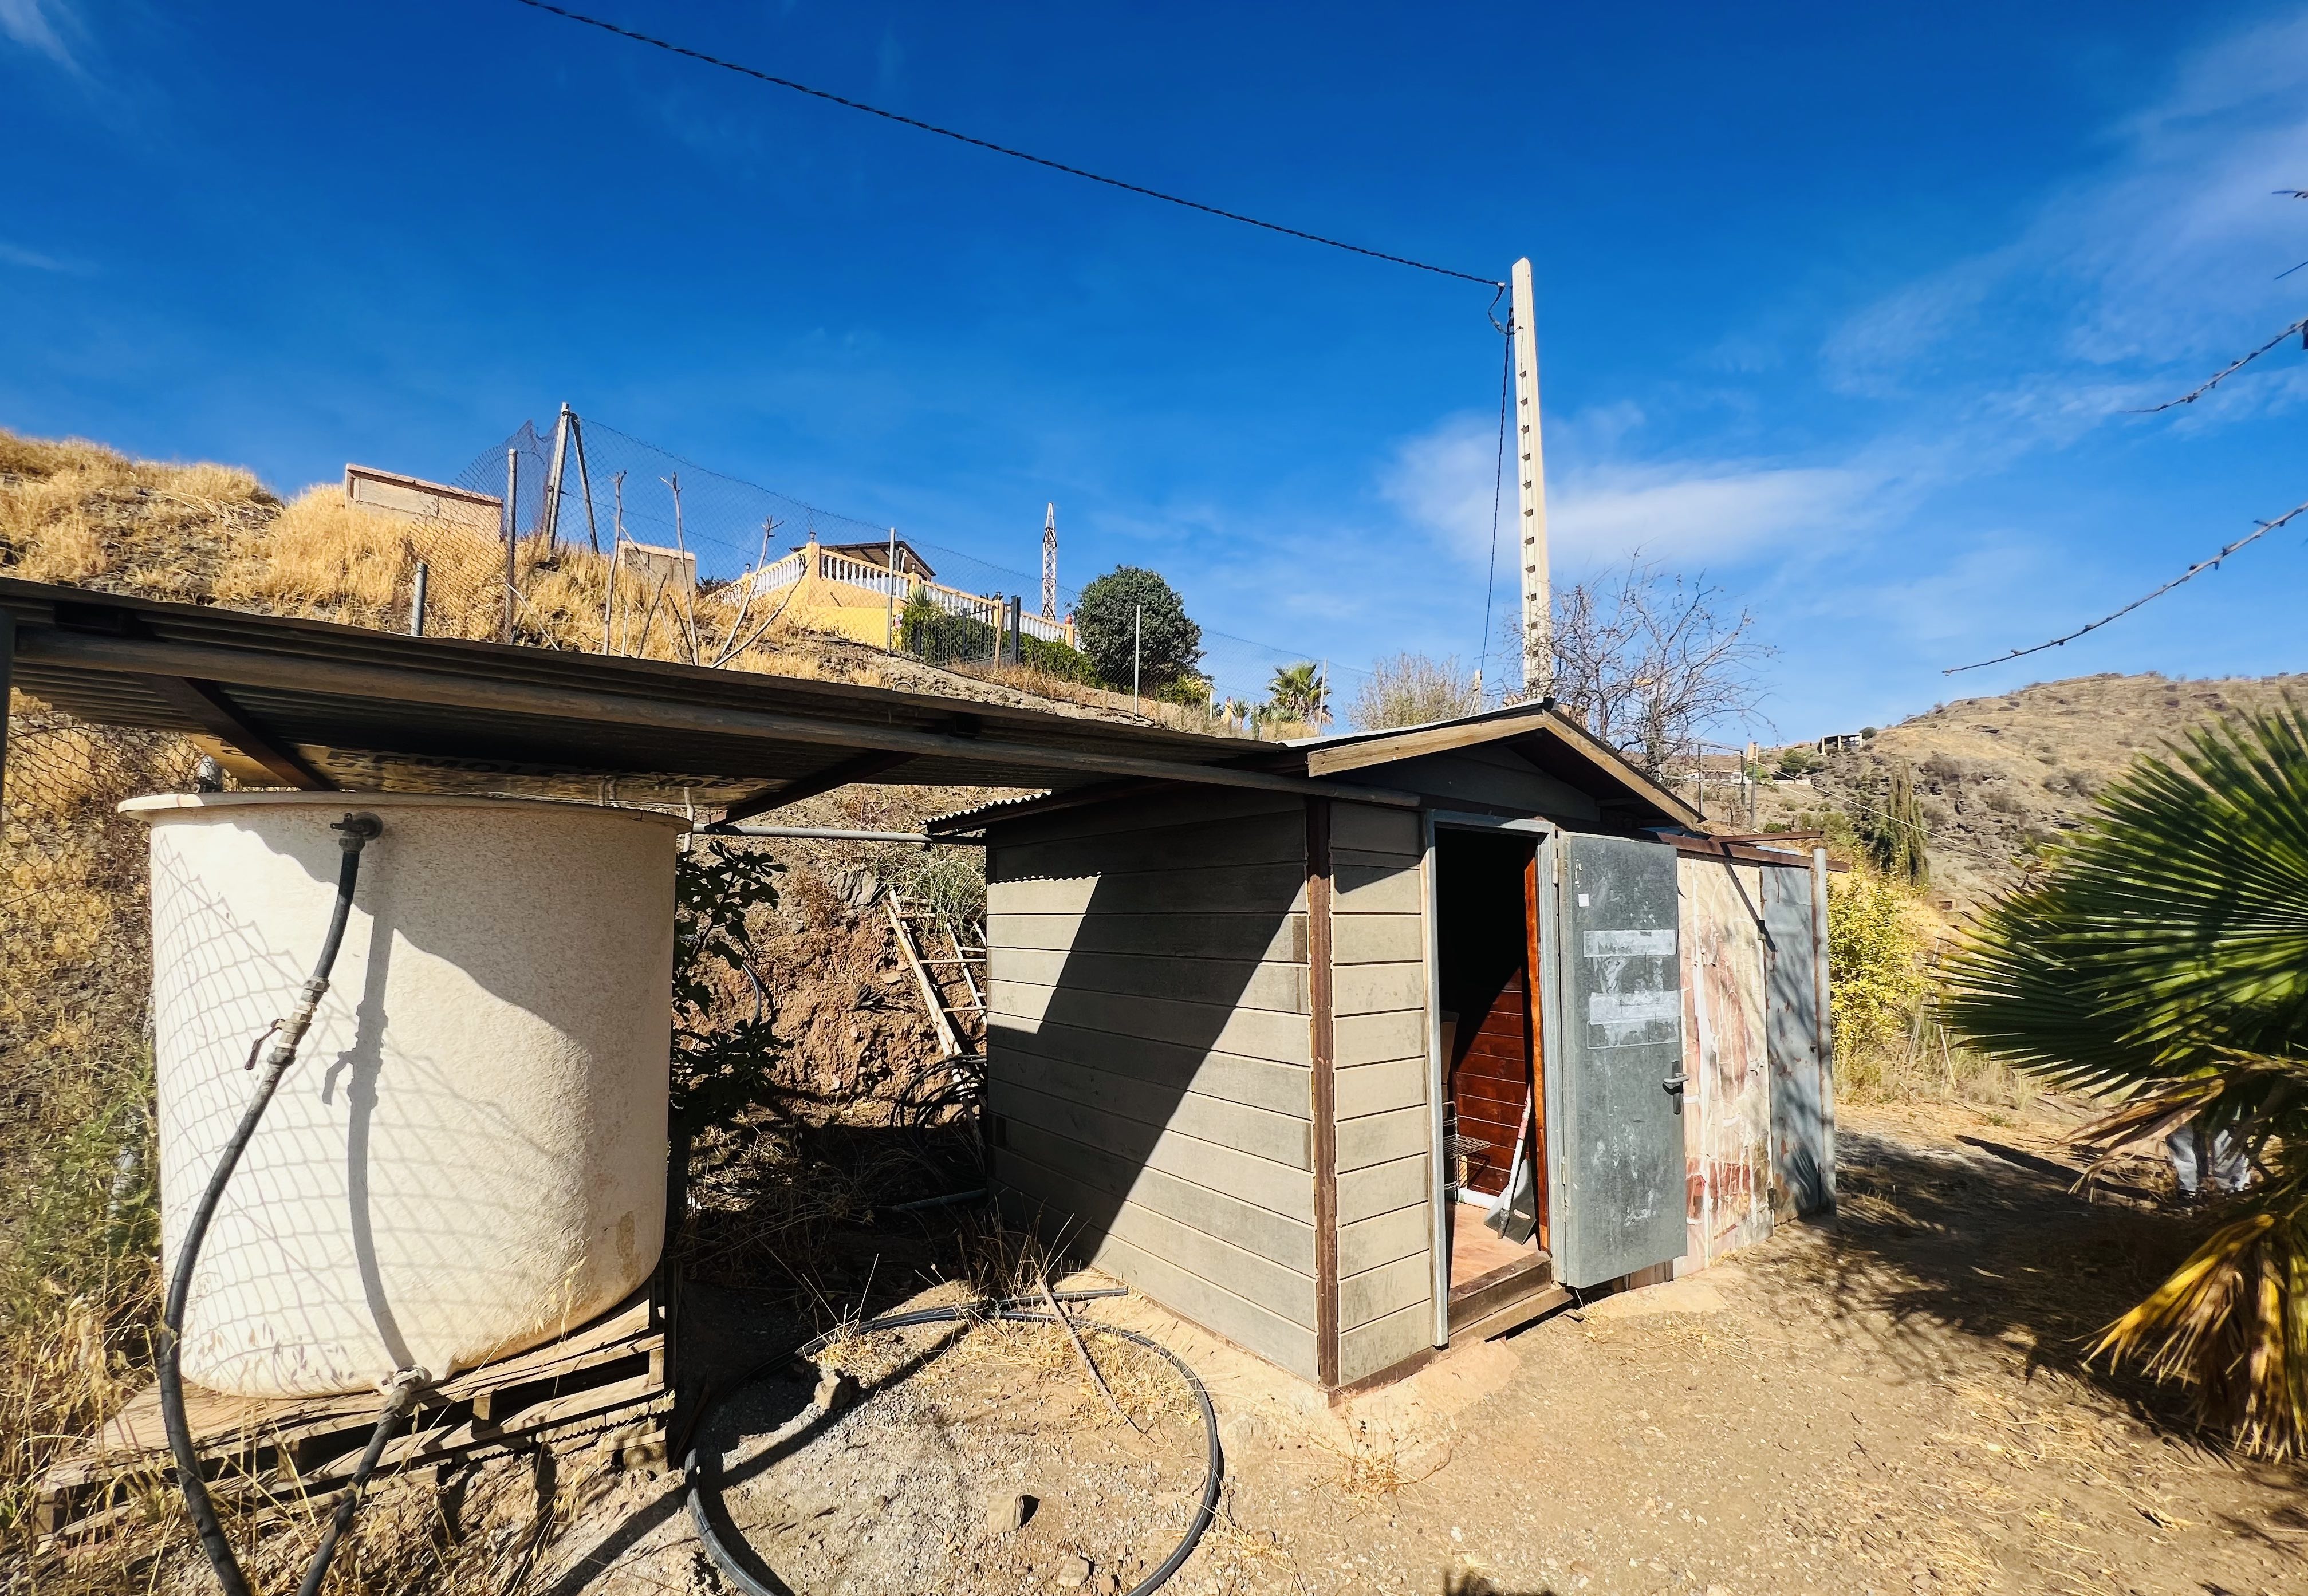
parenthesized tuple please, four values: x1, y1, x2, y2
(0, 425, 1147, 726)
(1763, 671, 2308, 907)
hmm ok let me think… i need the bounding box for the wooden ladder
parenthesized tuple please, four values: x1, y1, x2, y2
(885, 889, 987, 1058)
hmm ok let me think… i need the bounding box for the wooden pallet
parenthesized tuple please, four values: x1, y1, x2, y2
(36, 1275, 674, 1537)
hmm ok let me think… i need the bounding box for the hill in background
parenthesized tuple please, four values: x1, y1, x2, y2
(1764, 671, 2308, 907)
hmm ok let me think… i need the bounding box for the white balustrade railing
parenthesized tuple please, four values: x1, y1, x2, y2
(820, 551, 905, 600)
(736, 550, 805, 596)
(728, 546, 1073, 645)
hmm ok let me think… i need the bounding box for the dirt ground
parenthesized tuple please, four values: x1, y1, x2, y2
(538, 1098, 2306, 1596)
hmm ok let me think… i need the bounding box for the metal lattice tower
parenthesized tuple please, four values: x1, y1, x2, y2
(1041, 502, 1058, 620)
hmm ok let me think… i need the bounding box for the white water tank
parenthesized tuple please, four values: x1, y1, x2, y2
(125, 792, 689, 1398)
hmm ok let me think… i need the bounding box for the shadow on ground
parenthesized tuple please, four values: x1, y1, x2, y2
(1770, 1125, 2249, 1452)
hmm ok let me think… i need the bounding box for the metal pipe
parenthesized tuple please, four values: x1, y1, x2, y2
(409, 561, 428, 637)
(501, 447, 518, 645)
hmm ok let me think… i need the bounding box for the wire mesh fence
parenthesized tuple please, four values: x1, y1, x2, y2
(427, 410, 1370, 734)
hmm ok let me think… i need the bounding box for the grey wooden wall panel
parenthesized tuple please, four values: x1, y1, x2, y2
(1336, 1105, 1427, 1171)
(989, 865, 1309, 917)
(1337, 1153, 1429, 1225)
(1333, 914, 1421, 965)
(996, 1020, 1309, 1119)
(991, 912, 1309, 963)
(1334, 961, 1423, 1016)
(1336, 1009, 1425, 1066)
(1337, 1057, 1424, 1120)
(991, 981, 1312, 1066)
(995, 1190, 1320, 1381)
(998, 1145, 1316, 1327)
(1347, 751, 1601, 819)
(1332, 803, 1421, 856)
(1338, 1204, 1428, 1276)
(994, 1084, 1313, 1219)
(1334, 863, 1423, 914)
(992, 947, 1309, 1013)
(1339, 1252, 1429, 1331)
(1765, 864, 1835, 1216)
(990, 809, 1305, 882)
(991, 1064, 1311, 1168)
(992, 788, 1303, 850)
(1338, 1299, 1432, 1384)
(1000, 1118, 1315, 1272)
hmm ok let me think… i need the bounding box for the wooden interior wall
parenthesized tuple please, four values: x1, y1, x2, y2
(983, 789, 1320, 1381)
(1437, 833, 1538, 1202)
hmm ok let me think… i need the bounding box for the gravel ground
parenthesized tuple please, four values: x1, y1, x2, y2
(543, 1097, 2306, 1596)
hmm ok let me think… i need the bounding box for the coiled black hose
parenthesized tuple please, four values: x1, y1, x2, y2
(158, 812, 428, 1596)
(684, 1292, 1224, 1596)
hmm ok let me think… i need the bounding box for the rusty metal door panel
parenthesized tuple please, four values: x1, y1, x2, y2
(1765, 863, 1835, 1216)
(1545, 833, 1687, 1288)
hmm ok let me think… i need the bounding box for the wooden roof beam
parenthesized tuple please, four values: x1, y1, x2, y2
(711, 748, 915, 827)
(144, 676, 334, 790)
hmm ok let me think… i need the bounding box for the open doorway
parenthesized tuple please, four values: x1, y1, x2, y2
(1435, 828, 1553, 1321)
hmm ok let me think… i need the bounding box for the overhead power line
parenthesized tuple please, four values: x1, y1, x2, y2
(1943, 497, 2308, 675)
(510, 0, 1503, 289)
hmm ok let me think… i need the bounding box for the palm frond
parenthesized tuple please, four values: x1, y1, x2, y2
(1940, 695, 2308, 1091)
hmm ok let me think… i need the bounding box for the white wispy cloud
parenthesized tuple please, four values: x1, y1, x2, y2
(1381, 409, 1891, 573)
(0, 238, 82, 273)
(0, 0, 82, 72)
(1828, 11, 2308, 409)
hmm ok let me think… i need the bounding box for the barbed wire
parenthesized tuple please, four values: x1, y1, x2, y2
(1944, 497, 2308, 675)
(509, 0, 1502, 289)
(2126, 317, 2308, 413)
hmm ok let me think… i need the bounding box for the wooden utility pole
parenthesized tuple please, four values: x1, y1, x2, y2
(1511, 258, 1552, 699)
(541, 403, 572, 548)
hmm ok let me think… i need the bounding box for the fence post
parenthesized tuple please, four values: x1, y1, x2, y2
(502, 447, 519, 645)
(1132, 604, 1143, 712)
(885, 526, 898, 652)
(1004, 594, 1022, 665)
(410, 561, 429, 637)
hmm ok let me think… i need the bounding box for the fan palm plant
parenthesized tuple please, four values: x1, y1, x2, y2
(1267, 661, 1328, 726)
(1938, 697, 2308, 1455)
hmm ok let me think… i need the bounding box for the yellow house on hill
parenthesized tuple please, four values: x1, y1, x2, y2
(738, 533, 1076, 651)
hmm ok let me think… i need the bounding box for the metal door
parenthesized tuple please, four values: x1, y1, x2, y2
(1764, 861, 1836, 1216)
(1545, 833, 1688, 1288)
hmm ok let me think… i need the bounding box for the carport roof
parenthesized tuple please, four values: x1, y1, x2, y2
(0, 578, 1414, 819)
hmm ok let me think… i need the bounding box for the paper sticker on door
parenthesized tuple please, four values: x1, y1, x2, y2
(1584, 929, 1677, 957)
(1586, 988, 1681, 1047)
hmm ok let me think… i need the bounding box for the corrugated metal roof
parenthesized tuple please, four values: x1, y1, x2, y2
(0, 578, 1412, 816)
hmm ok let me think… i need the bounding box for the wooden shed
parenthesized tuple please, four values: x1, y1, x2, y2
(931, 704, 1837, 1394)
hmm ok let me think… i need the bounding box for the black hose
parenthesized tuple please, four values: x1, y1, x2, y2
(159, 813, 427, 1596)
(683, 1294, 1223, 1596)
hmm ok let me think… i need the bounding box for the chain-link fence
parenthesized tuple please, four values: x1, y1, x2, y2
(426, 410, 1372, 734)
(1, 704, 203, 1544)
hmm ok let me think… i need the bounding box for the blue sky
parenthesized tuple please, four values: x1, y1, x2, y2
(6, 2, 2308, 738)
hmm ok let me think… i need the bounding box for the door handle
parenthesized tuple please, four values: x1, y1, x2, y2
(1662, 1074, 1689, 1094)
